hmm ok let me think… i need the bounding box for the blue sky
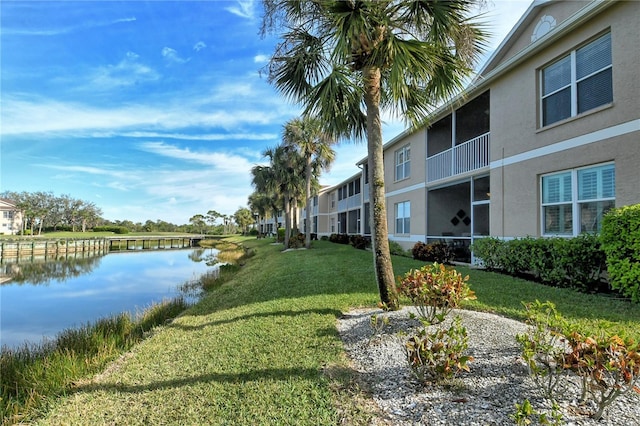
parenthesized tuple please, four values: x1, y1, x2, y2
(1, 0, 532, 225)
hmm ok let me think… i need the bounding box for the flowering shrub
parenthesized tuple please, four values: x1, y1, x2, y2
(396, 263, 475, 324)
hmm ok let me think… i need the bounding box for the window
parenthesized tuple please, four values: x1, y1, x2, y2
(354, 178, 361, 195)
(541, 32, 612, 127)
(541, 163, 615, 235)
(395, 201, 410, 234)
(3, 211, 13, 219)
(395, 145, 411, 181)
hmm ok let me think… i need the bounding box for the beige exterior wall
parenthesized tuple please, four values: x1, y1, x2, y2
(489, 1, 640, 238)
(383, 128, 427, 190)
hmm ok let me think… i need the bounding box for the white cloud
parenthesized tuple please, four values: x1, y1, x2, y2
(89, 51, 159, 89)
(161, 47, 189, 65)
(2, 17, 136, 36)
(193, 41, 207, 52)
(254, 54, 269, 64)
(225, 0, 255, 20)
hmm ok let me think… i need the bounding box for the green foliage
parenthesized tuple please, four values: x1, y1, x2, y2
(471, 235, 607, 294)
(320, 235, 329, 241)
(369, 313, 390, 340)
(405, 315, 473, 382)
(511, 399, 563, 426)
(388, 239, 408, 256)
(288, 232, 306, 249)
(516, 299, 640, 420)
(397, 263, 476, 325)
(516, 301, 570, 401)
(412, 241, 454, 264)
(276, 227, 285, 243)
(349, 234, 369, 250)
(329, 233, 350, 245)
(92, 225, 129, 234)
(601, 204, 640, 303)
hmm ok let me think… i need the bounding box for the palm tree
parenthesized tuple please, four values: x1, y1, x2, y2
(251, 145, 306, 248)
(261, 0, 487, 309)
(283, 116, 336, 249)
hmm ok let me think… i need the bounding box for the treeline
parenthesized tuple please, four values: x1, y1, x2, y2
(2, 191, 103, 235)
(2, 191, 256, 236)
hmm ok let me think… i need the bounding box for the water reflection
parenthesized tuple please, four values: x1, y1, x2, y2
(1, 255, 104, 285)
(0, 248, 218, 349)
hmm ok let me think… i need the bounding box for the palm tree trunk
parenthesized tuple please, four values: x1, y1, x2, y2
(284, 193, 291, 248)
(305, 156, 312, 249)
(364, 65, 399, 310)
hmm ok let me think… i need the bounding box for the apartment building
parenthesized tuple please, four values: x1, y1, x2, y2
(0, 199, 22, 235)
(265, 0, 639, 260)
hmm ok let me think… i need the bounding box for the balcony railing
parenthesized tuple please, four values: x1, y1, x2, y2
(427, 132, 490, 183)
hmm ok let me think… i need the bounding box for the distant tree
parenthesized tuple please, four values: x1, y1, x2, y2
(189, 214, 207, 235)
(283, 115, 335, 249)
(234, 207, 254, 235)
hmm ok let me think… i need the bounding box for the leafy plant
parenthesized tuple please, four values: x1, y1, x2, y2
(405, 315, 473, 382)
(564, 332, 640, 420)
(601, 204, 640, 303)
(369, 313, 390, 340)
(396, 263, 476, 325)
(411, 241, 454, 264)
(516, 301, 570, 401)
(517, 299, 640, 420)
(511, 399, 563, 426)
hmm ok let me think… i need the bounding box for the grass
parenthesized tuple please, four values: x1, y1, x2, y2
(3, 238, 639, 425)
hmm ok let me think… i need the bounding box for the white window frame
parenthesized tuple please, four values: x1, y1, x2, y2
(540, 32, 612, 127)
(540, 162, 615, 236)
(394, 144, 411, 181)
(395, 201, 411, 235)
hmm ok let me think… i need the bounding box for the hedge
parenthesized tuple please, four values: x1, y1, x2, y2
(601, 204, 640, 303)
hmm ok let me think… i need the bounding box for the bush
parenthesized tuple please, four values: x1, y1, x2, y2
(405, 315, 473, 383)
(320, 235, 329, 241)
(469, 237, 505, 270)
(277, 228, 285, 243)
(329, 233, 349, 245)
(396, 263, 476, 325)
(288, 233, 305, 249)
(472, 236, 607, 294)
(516, 300, 640, 420)
(92, 225, 129, 234)
(601, 204, 640, 303)
(412, 241, 454, 264)
(388, 240, 408, 256)
(349, 234, 369, 250)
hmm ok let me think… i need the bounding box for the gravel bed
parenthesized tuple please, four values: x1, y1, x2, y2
(337, 307, 640, 426)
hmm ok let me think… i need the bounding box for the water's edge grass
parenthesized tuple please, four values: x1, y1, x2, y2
(2, 238, 638, 425)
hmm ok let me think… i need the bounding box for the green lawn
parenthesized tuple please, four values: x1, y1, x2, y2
(24, 239, 640, 425)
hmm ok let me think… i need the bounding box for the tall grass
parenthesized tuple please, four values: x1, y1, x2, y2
(0, 298, 190, 425)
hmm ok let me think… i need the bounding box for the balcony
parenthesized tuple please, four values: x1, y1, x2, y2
(426, 132, 490, 183)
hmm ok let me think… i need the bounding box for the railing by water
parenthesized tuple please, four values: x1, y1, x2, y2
(0, 235, 207, 262)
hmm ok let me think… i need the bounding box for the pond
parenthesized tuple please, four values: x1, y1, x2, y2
(0, 248, 218, 349)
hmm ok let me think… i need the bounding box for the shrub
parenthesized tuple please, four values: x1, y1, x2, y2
(601, 204, 640, 303)
(388, 240, 408, 256)
(276, 228, 285, 243)
(92, 225, 129, 234)
(349, 234, 369, 250)
(288, 233, 305, 249)
(405, 315, 473, 382)
(469, 237, 505, 270)
(329, 233, 349, 245)
(516, 300, 640, 420)
(396, 263, 476, 325)
(320, 235, 329, 241)
(412, 241, 454, 264)
(472, 236, 608, 295)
